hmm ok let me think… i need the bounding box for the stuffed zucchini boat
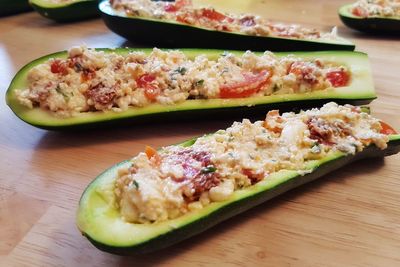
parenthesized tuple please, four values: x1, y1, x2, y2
(339, 1, 400, 34)
(29, 0, 99, 22)
(77, 102, 400, 255)
(100, 0, 355, 51)
(6, 47, 376, 130)
(0, 0, 31, 16)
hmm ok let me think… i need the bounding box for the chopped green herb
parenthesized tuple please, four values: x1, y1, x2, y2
(194, 79, 204, 87)
(56, 86, 70, 101)
(175, 66, 187, 75)
(132, 180, 139, 190)
(201, 166, 217, 174)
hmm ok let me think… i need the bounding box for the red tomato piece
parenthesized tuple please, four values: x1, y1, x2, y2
(200, 8, 231, 22)
(164, 3, 178, 12)
(326, 70, 350, 87)
(175, 0, 191, 8)
(136, 74, 160, 101)
(164, 0, 191, 12)
(242, 168, 265, 184)
(380, 121, 397, 135)
(144, 87, 161, 101)
(220, 70, 271, 98)
(136, 73, 155, 87)
(352, 6, 367, 17)
(50, 60, 68, 75)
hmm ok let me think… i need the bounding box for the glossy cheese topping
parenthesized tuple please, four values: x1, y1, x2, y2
(110, 0, 343, 42)
(16, 46, 349, 117)
(351, 0, 400, 18)
(114, 102, 389, 224)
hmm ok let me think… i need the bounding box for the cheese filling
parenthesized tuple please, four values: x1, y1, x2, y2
(114, 102, 389, 224)
(351, 0, 400, 18)
(110, 0, 342, 42)
(16, 46, 350, 117)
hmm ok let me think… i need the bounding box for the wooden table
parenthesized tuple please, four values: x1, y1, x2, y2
(1, 0, 399, 266)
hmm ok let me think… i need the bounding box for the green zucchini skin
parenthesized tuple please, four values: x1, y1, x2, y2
(29, 0, 99, 22)
(99, 0, 355, 51)
(77, 134, 400, 255)
(6, 48, 376, 130)
(0, 0, 32, 16)
(339, 4, 400, 34)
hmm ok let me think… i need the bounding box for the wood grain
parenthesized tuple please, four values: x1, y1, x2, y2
(1, 0, 399, 266)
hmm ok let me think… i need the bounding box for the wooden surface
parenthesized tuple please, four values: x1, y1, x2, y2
(1, 0, 400, 266)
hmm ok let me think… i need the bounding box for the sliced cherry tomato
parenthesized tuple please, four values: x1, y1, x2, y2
(136, 74, 160, 101)
(326, 70, 350, 87)
(380, 121, 397, 135)
(220, 70, 271, 98)
(50, 59, 68, 75)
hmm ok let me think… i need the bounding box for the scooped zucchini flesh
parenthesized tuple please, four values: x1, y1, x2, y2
(99, 0, 355, 51)
(77, 126, 400, 255)
(29, 0, 98, 22)
(6, 49, 376, 130)
(339, 4, 400, 34)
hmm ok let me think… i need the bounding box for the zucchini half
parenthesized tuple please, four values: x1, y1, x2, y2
(99, 0, 355, 51)
(339, 4, 400, 34)
(29, 0, 99, 22)
(0, 0, 31, 16)
(6, 49, 376, 130)
(77, 133, 400, 255)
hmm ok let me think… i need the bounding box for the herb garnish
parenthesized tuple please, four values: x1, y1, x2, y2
(175, 66, 187, 75)
(194, 79, 204, 87)
(56, 86, 70, 101)
(201, 166, 217, 174)
(132, 180, 139, 189)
